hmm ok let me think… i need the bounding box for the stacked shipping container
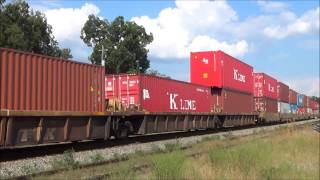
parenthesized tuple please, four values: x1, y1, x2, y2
(310, 100, 319, 114)
(289, 89, 298, 113)
(190, 51, 254, 113)
(277, 82, 290, 113)
(253, 73, 278, 112)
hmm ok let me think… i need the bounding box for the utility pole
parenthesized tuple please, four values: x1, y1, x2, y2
(98, 45, 106, 66)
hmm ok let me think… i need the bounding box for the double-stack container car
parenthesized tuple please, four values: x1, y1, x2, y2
(277, 82, 290, 113)
(289, 89, 298, 113)
(0, 48, 105, 147)
(310, 100, 319, 114)
(190, 51, 254, 113)
(253, 73, 278, 113)
(0, 47, 316, 149)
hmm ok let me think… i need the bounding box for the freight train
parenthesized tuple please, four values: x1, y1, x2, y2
(0, 48, 318, 148)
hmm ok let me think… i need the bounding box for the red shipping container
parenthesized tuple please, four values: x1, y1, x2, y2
(289, 89, 297, 105)
(254, 73, 277, 100)
(306, 97, 311, 108)
(303, 95, 308, 108)
(105, 74, 212, 113)
(297, 107, 306, 114)
(190, 51, 253, 94)
(310, 100, 319, 110)
(0, 48, 105, 112)
(210, 88, 253, 113)
(254, 97, 277, 113)
(277, 82, 289, 103)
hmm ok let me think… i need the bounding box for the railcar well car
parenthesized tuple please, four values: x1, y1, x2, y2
(0, 48, 318, 149)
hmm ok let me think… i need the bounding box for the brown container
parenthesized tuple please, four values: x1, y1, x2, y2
(254, 97, 277, 113)
(210, 88, 254, 113)
(303, 95, 308, 108)
(289, 89, 297, 105)
(277, 82, 289, 103)
(0, 48, 105, 112)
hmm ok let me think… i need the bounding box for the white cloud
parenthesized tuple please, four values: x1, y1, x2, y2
(42, 3, 100, 61)
(131, 0, 248, 60)
(286, 77, 319, 97)
(257, 1, 288, 13)
(45, 3, 99, 42)
(132, 0, 319, 60)
(263, 7, 319, 39)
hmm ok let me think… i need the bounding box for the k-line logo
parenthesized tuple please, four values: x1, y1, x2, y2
(268, 83, 275, 93)
(202, 58, 208, 64)
(169, 93, 196, 110)
(143, 89, 150, 100)
(233, 69, 246, 83)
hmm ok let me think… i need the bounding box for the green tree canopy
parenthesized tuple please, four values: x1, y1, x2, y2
(146, 69, 170, 79)
(0, 0, 72, 59)
(81, 15, 153, 74)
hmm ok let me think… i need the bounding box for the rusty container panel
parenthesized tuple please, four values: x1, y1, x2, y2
(210, 88, 253, 113)
(306, 96, 311, 108)
(253, 73, 277, 100)
(254, 97, 277, 113)
(0, 48, 105, 112)
(190, 51, 253, 94)
(289, 89, 297, 105)
(105, 74, 212, 113)
(303, 95, 308, 108)
(310, 100, 319, 110)
(277, 82, 289, 103)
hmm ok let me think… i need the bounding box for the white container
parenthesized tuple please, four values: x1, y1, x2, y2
(278, 102, 291, 113)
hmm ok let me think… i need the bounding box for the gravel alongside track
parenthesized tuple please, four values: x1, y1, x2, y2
(0, 119, 318, 179)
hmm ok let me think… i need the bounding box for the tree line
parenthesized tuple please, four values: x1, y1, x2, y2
(0, 0, 72, 59)
(0, 0, 169, 78)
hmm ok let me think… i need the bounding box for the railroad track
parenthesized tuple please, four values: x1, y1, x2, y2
(0, 124, 253, 162)
(312, 121, 320, 132)
(0, 119, 314, 162)
(0, 119, 318, 179)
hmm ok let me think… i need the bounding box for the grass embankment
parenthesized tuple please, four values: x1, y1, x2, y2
(36, 125, 319, 180)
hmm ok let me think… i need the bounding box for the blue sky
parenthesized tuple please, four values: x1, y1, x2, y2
(28, 0, 319, 96)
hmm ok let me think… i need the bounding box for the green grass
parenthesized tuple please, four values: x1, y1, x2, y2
(151, 151, 186, 180)
(50, 149, 79, 170)
(34, 125, 319, 180)
(207, 128, 319, 180)
(89, 152, 104, 164)
(109, 162, 136, 180)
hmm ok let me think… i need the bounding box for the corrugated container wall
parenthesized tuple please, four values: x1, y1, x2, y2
(277, 102, 290, 113)
(277, 82, 289, 103)
(310, 100, 319, 110)
(190, 51, 253, 94)
(254, 97, 278, 113)
(297, 94, 304, 107)
(289, 89, 297, 105)
(0, 48, 105, 112)
(210, 88, 253, 113)
(105, 74, 212, 113)
(254, 73, 277, 100)
(303, 95, 308, 108)
(306, 97, 311, 108)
